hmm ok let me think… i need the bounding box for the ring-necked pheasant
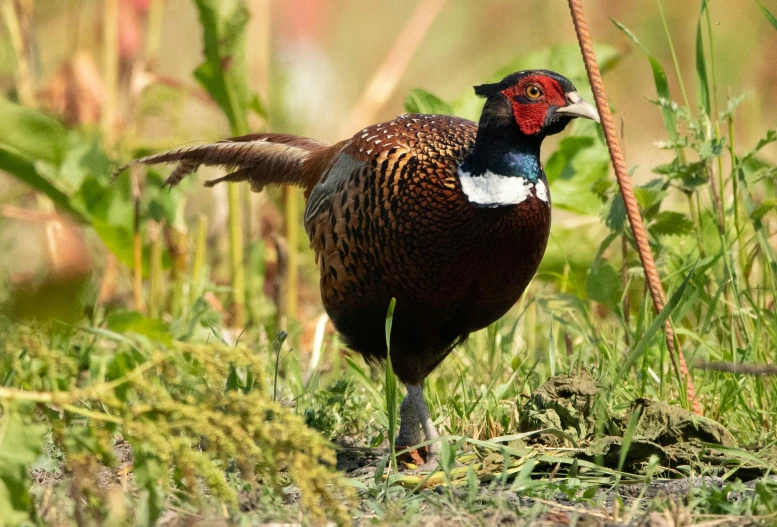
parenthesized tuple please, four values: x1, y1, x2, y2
(118, 70, 599, 468)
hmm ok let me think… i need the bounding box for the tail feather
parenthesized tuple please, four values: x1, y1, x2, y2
(115, 133, 330, 192)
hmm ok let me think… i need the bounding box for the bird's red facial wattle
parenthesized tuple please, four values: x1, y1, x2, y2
(500, 76, 567, 136)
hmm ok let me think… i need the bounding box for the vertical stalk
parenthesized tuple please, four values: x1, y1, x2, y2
(145, 0, 164, 69)
(170, 226, 189, 317)
(527, 292, 536, 358)
(102, 0, 119, 148)
(283, 186, 299, 323)
(622, 235, 630, 346)
(1, 0, 37, 108)
(656, 0, 691, 110)
(228, 185, 246, 327)
(130, 169, 146, 313)
(148, 222, 164, 319)
(190, 214, 208, 304)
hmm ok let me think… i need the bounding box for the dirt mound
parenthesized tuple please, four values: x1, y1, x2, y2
(519, 371, 754, 472)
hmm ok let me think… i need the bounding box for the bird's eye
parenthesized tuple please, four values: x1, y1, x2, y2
(525, 84, 543, 99)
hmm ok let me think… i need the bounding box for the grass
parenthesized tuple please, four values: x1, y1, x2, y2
(0, 0, 776, 525)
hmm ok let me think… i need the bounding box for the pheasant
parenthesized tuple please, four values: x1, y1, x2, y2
(118, 70, 599, 468)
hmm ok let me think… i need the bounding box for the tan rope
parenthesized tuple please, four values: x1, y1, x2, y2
(567, 0, 700, 414)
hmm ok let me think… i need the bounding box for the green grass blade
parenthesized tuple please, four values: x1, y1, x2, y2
(611, 19, 678, 141)
(615, 260, 697, 383)
(618, 403, 643, 472)
(385, 298, 398, 475)
(696, 0, 711, 116)
(758, 0, 777, 31)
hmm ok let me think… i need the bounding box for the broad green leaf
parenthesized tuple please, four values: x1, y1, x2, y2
(0, 147, 87, 221)
(586, 260, 622, 308)
(192, 0, 256, 136)
(91, 219, 137, 269)
(404, 89, 454, 115)
(545, 125, 610, 215)
(758, 0, 777, 31)
(0, 403, 46, 526)
(106, 310, 172, 346)
(59, 138, 112, 192)
(695, 0, 711, 117)
(603, 195, 626, 232)
(651, 211, 695, 237)
(0, 97, 68, 165)
(612, 20, 678, 141)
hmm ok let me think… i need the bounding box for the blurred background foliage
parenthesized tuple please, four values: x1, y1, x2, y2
(0, 0, 774, 332)
(0, 0, 776, 524)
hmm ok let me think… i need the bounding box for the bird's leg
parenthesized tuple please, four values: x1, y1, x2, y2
(396, 393, 423, 449)
(406, 383, 440, 470)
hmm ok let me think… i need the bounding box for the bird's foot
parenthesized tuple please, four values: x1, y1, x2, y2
(407, 446, 441, 473)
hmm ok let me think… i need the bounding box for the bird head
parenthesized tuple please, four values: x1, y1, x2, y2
(474, 70, 600, 138)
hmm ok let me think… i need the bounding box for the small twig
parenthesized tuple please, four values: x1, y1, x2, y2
(567, 0, 700, 414)
(694, 361, 777, 376)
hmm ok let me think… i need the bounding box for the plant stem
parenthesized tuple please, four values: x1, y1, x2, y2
(149, 221, 164, 319)
(228, 185, 246, 327)
(171, 226, 189, 318)
(145, 0, 164, 68)
(191, 214, 208, 304)
(131, 169, 146, 314)
(284, 186, 299, 323)
(1, 0, 37, 108)
(656, 0, 691, 110)
(102, 0, 119, 148)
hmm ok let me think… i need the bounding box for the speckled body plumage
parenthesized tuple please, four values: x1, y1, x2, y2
(304, 114, 550, 383)
(121, 69, 599, 463)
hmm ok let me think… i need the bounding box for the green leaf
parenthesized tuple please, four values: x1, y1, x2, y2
(545, 128, 611, 215)
(586, 260, 622, 308)
(0, 97, 68, 165)
(612, 20, 678, 141)
(695, 0, 711, 117)
(0, 403, 46, 526)
(0, 147, 87, 222)
(91, 219, 137, 269)
(106, 310, 172, 346)
(651, 211, 695, 237)
(603, 195, 627, 232)
(59, 139, 113, 192)
(192, 0, 256, 136)
(404, 89, 454, 115)
(751, 200, 777, 222)
(758, 0, 777, 31)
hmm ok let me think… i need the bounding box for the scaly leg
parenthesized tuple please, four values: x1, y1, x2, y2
(395, 393, 423, 448)
(406, 383, 440, 470)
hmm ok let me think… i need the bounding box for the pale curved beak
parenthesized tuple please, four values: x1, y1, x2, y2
(555, 91, 600, 123)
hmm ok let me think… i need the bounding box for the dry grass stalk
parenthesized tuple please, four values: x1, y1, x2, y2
(338, 0, 446, 136)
